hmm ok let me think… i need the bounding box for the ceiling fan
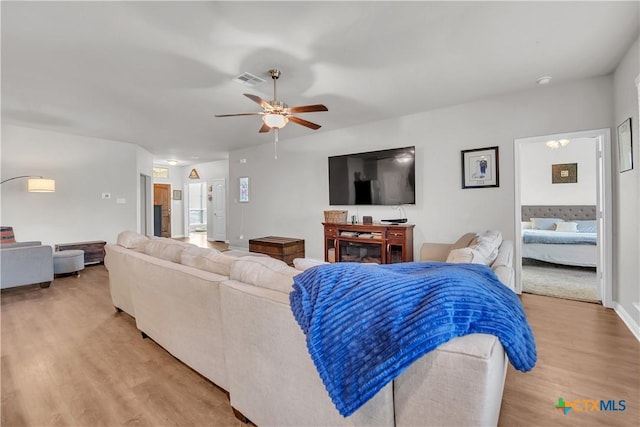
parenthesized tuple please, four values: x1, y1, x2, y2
(215, 69, 328, 133)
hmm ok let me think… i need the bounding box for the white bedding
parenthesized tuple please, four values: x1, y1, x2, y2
(522, 242, 597, 267)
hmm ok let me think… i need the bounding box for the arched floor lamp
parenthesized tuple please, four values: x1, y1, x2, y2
(0, 176, 56, 192)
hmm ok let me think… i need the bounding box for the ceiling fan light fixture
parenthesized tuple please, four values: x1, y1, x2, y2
(263, 113, 288, 129)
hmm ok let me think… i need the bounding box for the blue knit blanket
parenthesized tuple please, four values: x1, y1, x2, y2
(290, 262, 537, 417)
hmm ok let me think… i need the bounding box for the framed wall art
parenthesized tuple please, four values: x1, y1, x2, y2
(461, 146, 499, 189)
(172, 189, 182, 200)
(617, 117, 633, 172)
(552, 163, 578, 184)
(239, 177, 249, 202)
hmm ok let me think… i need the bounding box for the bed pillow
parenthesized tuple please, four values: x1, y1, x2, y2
(555, 222, 578, 232)
(530, 217, 564, 230)
(521, 221, 532, 230)
(575, 220, 597, 233)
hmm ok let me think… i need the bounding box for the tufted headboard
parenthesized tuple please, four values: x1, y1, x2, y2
(521, 205, 597, 221)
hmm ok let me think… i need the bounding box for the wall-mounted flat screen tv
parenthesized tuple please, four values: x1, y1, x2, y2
(328, 146, 415, 205)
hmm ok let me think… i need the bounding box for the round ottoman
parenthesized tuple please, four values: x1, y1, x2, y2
(53, 250, 85, 276)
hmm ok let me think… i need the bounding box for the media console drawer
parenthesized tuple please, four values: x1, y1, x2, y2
(249, 236, 305, 266)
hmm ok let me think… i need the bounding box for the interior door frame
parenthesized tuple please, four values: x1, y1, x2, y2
(514, 128, 612, 308)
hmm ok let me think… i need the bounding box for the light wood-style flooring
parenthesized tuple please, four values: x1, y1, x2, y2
(1, 265, 638, 426)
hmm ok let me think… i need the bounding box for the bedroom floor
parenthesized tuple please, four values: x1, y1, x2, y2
(522, 259, 598, 302)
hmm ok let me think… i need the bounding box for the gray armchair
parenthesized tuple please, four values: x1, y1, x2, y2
(0, 241, 54, 289)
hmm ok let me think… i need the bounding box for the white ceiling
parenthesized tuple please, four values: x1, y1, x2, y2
(2, 1, 638, 164)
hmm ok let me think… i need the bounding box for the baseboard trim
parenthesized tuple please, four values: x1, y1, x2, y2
(613, 302, 640, 342)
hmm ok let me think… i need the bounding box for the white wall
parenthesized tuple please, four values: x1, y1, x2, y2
(1, 125, 148, 245)
(613, 36, 640, 329)
(520, 137, 596, 205)
(228, 76, 613, 260)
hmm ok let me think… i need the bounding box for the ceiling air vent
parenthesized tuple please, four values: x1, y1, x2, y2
(233, 72, 266, 87)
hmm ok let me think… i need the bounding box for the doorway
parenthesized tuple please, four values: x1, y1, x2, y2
(153, 183, 172, 238)
(188, 182, 207, 238)
(209, 179, 227, 242)
(514, 128, 612, 308)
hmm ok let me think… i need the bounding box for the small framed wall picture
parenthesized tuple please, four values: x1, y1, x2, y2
(461, 146, 500, 188)
(617, 117, 633, 172)
(172, 189, 182, 200)
(552, 163, 578, 184)
(239, 177, 249, 202)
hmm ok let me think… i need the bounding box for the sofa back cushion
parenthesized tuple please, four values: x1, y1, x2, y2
(446, 247, 487, 264)
(468, 230, 502, 265)
(143, 239, 193, 263)
(180, 246, 235, 276)
(293, 257, 328, 271)
(117, 230, 149, 250)
(230, 256, 299, 294)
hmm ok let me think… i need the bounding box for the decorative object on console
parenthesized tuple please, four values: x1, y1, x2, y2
(551, 163, 577, 184)
(323, 210, 347, 223)
(617, 117, 633, 172)
(0, 175, 56, 192)
(461, 146, 499, 189)
(362, 215, 373, 225)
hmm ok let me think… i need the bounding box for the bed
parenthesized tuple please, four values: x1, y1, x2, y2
(521, 205, 597, 267)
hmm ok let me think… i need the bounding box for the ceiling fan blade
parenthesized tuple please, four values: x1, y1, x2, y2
(244, 94, 271, 110)
(287, 104, 328, 113)
(215, 112, 262, 117)
(289, 116, 322, 130)
(259, 123, 271, 133)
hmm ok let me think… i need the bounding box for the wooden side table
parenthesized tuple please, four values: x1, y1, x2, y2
(248, 236, 305, 266)
(55, 241, 107, 265)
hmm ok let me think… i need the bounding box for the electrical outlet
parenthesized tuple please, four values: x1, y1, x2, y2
(102, 193, 111, 199)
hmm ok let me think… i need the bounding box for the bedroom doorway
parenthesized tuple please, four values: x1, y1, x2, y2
(514, 128, 612, 308)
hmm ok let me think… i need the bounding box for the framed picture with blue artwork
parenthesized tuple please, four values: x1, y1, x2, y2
(461, 146, 499, 189)
(239, 177, 249, 202)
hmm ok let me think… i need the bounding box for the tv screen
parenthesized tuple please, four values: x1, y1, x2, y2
(328, 146, 415, 205)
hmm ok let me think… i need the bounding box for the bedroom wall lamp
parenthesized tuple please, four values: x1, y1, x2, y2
(0, 175, 56, 192)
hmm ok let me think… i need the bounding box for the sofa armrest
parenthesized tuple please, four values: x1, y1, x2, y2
(0, 244, 53, 288)
(419, 243, 452, 261)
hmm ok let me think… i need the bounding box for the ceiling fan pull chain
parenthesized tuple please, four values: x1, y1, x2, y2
(274, 128, 279, 160)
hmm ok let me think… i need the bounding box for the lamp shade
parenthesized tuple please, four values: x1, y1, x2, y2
(263, 113, 288, 129)
(27, 178, 55, 192)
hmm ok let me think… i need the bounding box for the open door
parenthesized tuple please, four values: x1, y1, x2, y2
(153, 183, 172, 238)
(210, 179, 227, 242)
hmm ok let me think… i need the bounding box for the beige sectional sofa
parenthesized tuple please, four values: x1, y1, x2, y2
(105, 230, 513, 427)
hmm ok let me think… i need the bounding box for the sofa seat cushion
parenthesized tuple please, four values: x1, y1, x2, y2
(116, 230, 149, 250)
(230, 256, 300, 294)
